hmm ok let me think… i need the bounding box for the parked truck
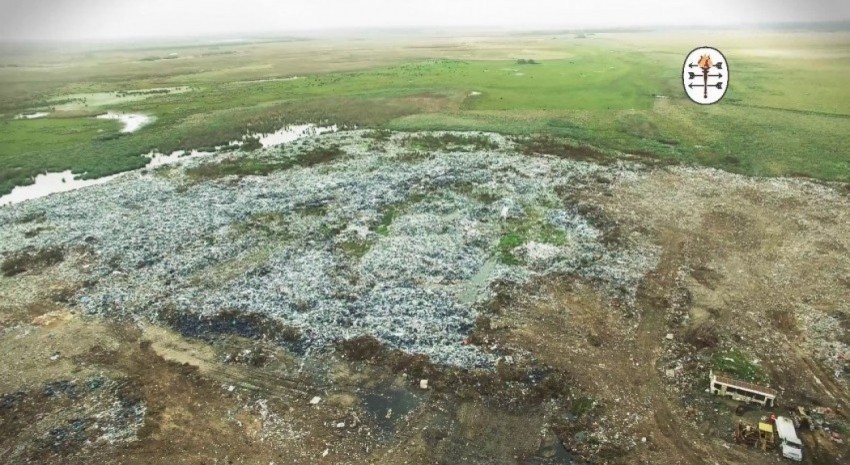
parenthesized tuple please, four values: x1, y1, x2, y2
(775, 416, 803, 462)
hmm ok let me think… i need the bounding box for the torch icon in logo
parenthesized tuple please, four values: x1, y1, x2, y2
(683, 47, 729, 105)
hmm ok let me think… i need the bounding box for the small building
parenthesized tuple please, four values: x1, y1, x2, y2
(709, 370, 777, 407)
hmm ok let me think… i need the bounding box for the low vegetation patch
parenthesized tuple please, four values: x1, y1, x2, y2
(570, 397, 596, 418)
(402, 133, 498, 152)
(361, 129, 392, 141)
(396, 150, 430, 163)
(185, 158, 294, 181)
(239, 136, 262, 151)
(337, 240, 374, 259)
(710, 349, 768, 384)
(232, 212, 291, 239)
(498, 233, 526, 265)
(371, 193, 427, 236)
(453, 182, 501, 203)
(1, 247, 64, 277)
(496, 212, 569, 265)
(299, 144, 346, 167)
(516, 135, 610, 163)
(375, 208, 397, 236)
(295, 203, 328, 217)
(538, 223, 568, 246)
(362, 129, 393, 152)
(16, 210, 47, 224)
(185, 144, 346, 181)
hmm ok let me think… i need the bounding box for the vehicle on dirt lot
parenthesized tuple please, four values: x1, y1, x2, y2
(709, 370, 777, 407)
(775, 416, 803, 462)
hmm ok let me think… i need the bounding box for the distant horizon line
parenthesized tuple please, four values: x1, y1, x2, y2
(1, 19, 848, 46)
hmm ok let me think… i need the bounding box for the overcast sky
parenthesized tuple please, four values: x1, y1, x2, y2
(0, 0, 847, 41)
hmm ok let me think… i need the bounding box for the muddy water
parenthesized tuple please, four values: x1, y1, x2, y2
(360, 387, 423, 436)
(526, 433, 575, 464)
(458, 258, 499, 305)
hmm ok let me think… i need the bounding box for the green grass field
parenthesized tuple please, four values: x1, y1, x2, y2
(1, 31, 849, 195)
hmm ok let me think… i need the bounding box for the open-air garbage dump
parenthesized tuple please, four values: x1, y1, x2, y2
(2, 6, 850, 464)
(1, 131, 657, 367)
(3, 127, 850, 464)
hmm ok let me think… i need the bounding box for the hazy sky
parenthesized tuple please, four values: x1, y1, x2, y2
(0, 0, 847, 41)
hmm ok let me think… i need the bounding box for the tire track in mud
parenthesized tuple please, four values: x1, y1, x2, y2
(633, 237, 710, 465)
(798, 354, 850, 412)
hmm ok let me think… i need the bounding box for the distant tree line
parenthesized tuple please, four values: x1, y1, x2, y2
(516, 59, 539, 65)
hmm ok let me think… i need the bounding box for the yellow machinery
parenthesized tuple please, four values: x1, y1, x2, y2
(758, 422, 775, 451)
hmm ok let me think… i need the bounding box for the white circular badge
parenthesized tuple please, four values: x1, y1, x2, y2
(683, 47, 729, 105)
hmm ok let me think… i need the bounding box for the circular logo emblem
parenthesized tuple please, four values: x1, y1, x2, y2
(682, 46, 729, 105)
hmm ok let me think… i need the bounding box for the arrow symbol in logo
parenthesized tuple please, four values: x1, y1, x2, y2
(688, 72, 723, 79)
(688, 62, 724, 70)
(688, 82, 724, 89)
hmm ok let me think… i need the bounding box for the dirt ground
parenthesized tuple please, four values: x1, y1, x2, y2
(1, 164, 849, 464)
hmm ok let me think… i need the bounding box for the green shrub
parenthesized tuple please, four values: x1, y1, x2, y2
(711, 349, 767, 383)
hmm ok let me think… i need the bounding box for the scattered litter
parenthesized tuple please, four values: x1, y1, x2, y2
(0, 130, 658, 368)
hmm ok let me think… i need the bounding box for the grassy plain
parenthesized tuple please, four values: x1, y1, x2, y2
(1, 30, 849, 195)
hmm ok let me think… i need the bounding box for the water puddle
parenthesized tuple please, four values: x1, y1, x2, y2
(237, 76, 301, 84)
(458, 258, 499, 305)
(525, 433, 575, 464)
(51, 87, 191, 111)
(249, 123, 337, 148)
(0, 123, 338, 206)
(144, 149, 214, 169)
(14, 112, 49, 120)
(96, 112, 153, 133)
(0, 171, 118, 206)
(360, 387, 423, 436)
